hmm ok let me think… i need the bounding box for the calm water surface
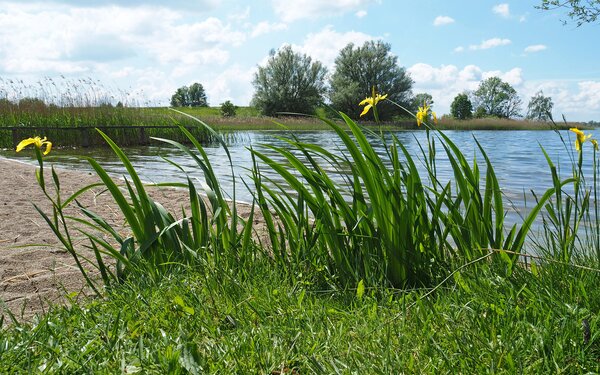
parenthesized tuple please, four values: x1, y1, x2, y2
(2, 129, 597, 217)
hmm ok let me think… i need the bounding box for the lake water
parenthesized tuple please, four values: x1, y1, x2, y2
(2, 129, 598, 218)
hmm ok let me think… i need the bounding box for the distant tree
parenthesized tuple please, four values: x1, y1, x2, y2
(472, 77, 522, 118)
(450, 93, 473, 120)
(329, 41, 413, 120)
(170, 83, 208, 107)
(251, 45, 327, 116)
(526, 91, 554, 121)
(411, 93, 434, 112)
(536, 0, 600, 26)
(220, 100, 237, 117)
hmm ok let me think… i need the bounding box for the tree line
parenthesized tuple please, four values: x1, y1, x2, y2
(171, 41, 554, 122)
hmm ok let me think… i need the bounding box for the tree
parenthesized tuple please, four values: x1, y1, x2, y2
(251, 45, 327, 116)
(472, 77, 522, 118)
(450, 93, 473, 120)
(170, 83, 208, 107)
(329, 41, 413, 121)
(220, 100, 237, 117)
(411, 93, 434, 112)
(526, 91, 554, 121)
(536, 0, 600, 26)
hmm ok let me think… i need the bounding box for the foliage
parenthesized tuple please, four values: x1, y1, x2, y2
(526, 90, 554, 121)
(450, 92, 473, 120)
(329, 41, 413, 120)
(170, 83, 208, 107)
(220, 100, 237, 117)
(536, 0, 600, 25)
(472, 77, 522, 118)
(251, 45, 327, 116)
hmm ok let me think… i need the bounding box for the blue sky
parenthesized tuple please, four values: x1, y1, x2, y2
(0, 0, 599, 120)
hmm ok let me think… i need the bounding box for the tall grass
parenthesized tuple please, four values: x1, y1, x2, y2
(26, 107, 597, 294)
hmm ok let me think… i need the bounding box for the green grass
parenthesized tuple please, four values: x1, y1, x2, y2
(1, 259, 598, 373)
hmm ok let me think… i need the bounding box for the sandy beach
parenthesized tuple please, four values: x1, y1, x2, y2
(0, 157, 258, 324)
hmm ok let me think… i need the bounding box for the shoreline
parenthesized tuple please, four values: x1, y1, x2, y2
(0, 157, 259, 324)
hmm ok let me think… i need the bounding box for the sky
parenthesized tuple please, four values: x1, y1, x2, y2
(0, 0, 599, 121)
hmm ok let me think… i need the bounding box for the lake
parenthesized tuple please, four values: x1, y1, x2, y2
(2, 129, 598, 221)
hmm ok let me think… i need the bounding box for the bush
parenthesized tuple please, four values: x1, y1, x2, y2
(220, 100, 237, 117)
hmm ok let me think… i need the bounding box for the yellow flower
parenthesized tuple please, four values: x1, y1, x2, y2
(592, 139, 599, 151)
(359, 92, 388, 117)
(569, 128, 591, 151)
(16, 136, 52, 155)
(416, 102, 433, 127)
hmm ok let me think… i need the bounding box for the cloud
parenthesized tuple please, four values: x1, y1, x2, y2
(454, 46, 465, 53)
(407, 63, 525, 116)
(271, 0, 379, 22)
(492, 3, 510, 18)
(521, 80, 600, 121)
(355, 10, 367, 18)
(251, 21, 288, 38)
(291, 25, 378, 68)
(33, 0, 219, 10)
(469, 38, 511, 50)
(0, 3, 245, 76)
(433, 15, 455, 26)
(524, 44, 547, 53)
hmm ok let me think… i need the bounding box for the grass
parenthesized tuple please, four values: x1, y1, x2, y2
(1, 104, 599, 372)
(1, 259, 598, 373)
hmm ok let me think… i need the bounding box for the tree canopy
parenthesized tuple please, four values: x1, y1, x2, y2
(329, 41, 413, 121)
(251, 45, 327, 116)
(170, 83, 208, 107)
(536, 0, 600, 26)
(526, 91, 554, 121)
(472, 77, 522, 119)
(450, 93, 473, 120)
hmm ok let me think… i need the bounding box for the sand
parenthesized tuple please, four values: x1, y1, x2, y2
(0, 157, 259, 324)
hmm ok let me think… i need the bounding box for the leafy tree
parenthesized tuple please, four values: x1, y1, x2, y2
(220, 100, 237, 117)
(526, 91, 554, 121)
(472, 77, 522, 118)
(411, 93, 434, 112)
(329, 41, 413, 120)
(170, 83, 208, 107)
(450, 93, 473, 120)
(251, 45, 327, 116)
(536, 0, 600, 26)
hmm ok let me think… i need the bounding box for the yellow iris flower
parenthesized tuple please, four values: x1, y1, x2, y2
(16, 136, 53, 155)
(359, 92, 388, 117)
(592, 139, 599, 151)
(569, 128, 592, 151)
(416, 102, 437, 127)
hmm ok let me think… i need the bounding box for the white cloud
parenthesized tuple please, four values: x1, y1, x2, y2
(492, 3, 510, 18)
(482, 67, 523, 86)
(291, 25, 378, 68)
(251, 21, 288, 38)
(271, 0, 379, 22)
(524, 44, 547, 53)
(355, 10, 368, 18)
(407, 64, 525, 116)
(454, 46, 465, 53)
(521, 80, 600, 121)
(433, 15, 455, 26)
(469, 38, 511, 50)
(0, 4, 245, 76)
(205, 65, 256, 105)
